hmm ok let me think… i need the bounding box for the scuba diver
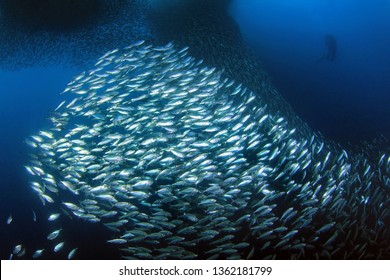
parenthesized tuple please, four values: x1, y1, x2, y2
(317, 34, 337, 62)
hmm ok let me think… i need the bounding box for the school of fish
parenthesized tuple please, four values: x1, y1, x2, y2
(23, 41, 390, 259)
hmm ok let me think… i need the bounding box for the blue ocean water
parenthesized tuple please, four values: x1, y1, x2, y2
(0, 0, 388, 260)
(231, 0, 390, 143)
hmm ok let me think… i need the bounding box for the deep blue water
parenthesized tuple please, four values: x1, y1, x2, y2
(231, 0, 390, 143)
(0, 0, 389, 259)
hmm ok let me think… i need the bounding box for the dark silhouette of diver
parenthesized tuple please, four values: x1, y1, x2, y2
(317, 34, 337, 62)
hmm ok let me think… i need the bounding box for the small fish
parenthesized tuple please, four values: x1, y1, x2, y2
(317, 222, 336, 234)
(48, 213, 61, 221)
(54, 242, 65, 253)
(284, 230, 299, 240)
(6, 214, 12, 225)
(47, 229, 62, 240)
(32, 210, 37, 222)
(68, 248, 78, 260)
(62, 202, 82, 212)
(41, 194, 54, 204)
(33, 249, 44, 259)
(17, 247, 26, 257)
(107, 238, 127, 244)
(13, 244, 23, 255)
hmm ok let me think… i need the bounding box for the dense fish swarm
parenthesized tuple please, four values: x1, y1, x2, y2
(149, 0, 314, 143)
(25, 42, 390, 259)
(0, 0, 153, 70)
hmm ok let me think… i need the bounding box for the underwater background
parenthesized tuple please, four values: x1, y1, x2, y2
(231, 0, 390, 144)
(0, 0, 389, 260)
